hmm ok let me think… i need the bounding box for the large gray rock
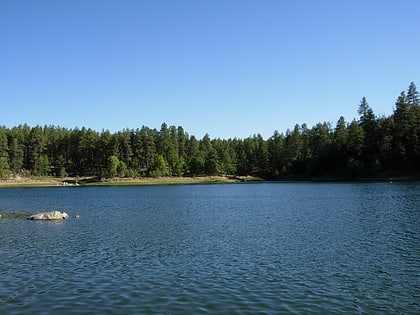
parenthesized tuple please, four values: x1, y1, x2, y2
(28, 211, 69, 220)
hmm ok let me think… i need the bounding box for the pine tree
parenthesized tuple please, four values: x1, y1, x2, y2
(407, 81, 420, 106)
(395, 91, 409, 114)
(358, 97, 375, 127)
(0, 128, 9, 177)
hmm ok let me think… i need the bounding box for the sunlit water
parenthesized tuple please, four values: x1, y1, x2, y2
(0, 182, 419, 314)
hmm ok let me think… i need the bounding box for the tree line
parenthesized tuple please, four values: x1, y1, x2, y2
(1, 82, 419, 180)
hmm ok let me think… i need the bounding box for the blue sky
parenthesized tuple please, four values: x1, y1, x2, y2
(1, 0, 419, 139)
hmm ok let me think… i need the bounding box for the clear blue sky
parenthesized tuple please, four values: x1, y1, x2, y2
(1, 0, 419, 139)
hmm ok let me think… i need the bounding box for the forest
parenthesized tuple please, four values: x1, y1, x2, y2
(1, 82, 419, 180)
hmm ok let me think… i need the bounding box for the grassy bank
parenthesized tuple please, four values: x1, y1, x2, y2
(0, 175, 262, 188)
(87, 176, 235, 186)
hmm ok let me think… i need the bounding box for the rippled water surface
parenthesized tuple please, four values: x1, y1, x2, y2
(1, 182, 419, 314)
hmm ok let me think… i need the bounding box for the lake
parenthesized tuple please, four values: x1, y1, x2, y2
(0, 182, 419, 314)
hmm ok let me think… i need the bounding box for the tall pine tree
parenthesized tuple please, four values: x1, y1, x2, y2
(407, 81, 420, 106)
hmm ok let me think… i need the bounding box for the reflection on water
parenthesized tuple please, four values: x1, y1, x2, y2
(0, 182, 419, 314)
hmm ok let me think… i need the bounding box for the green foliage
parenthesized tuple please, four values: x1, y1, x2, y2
(0, 82, 418, 180)
(358, 97, 375, 127)
(107, 154, 130, 178)
(55, 155, 68, 177)
(407, 82, 420, 106)
(171, 156, 186, 176)
(107, 155, 120, 178)
(58, 166, 68, 178)
(0, 128, 9, 178)
(0, 155, 9, 178)
(117, 160, 128, 177)
(34, 154, 50, 176)
(149, 154, 170, 177)
(8, 137, 23, 174)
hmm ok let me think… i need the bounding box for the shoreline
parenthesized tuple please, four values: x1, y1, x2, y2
(0, 175, 261, 188)
(1, 174, 419, 188)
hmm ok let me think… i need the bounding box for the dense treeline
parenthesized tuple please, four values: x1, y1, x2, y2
(1, 82, 419, 180)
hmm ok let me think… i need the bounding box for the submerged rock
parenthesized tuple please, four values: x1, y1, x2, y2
(28, 211, 69, 220)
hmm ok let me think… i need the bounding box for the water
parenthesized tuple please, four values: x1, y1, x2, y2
(0, 182, 419, 314)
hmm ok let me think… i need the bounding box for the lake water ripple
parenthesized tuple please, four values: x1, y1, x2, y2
(0, 182, 419, 314)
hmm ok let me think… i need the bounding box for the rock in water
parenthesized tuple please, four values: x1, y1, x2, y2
(28, 211, 69, 220)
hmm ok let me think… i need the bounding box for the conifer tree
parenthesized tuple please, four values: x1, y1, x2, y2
(358, 97, 375, 127)
(407, 81, 420, 106)
(0, 128, 9, 177)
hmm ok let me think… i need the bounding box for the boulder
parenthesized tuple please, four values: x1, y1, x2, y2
(28, 211, 69, 220)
